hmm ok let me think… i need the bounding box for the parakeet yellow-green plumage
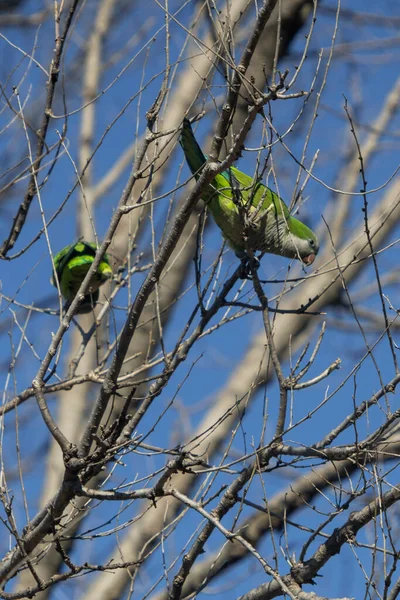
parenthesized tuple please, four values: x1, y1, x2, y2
(51, 241, 112, 313)
(179, 119, 319, 266)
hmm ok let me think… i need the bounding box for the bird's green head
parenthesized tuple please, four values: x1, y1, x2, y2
(285, 218, 319, 265)
(97, 259, 113, 283)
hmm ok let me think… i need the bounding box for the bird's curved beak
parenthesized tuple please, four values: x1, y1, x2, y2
(302, 253, 315, 266)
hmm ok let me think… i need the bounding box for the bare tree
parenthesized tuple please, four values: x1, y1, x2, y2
(0, 1, 399, 599)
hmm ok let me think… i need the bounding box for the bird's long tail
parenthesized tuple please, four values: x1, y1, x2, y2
(179, 118, 207, 178)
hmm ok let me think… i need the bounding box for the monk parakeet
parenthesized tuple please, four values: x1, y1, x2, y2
(51, 240, 112, 313)
(179, 119, 319, 267)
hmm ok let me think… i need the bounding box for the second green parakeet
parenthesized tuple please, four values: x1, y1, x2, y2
(51, 240, 112, 313)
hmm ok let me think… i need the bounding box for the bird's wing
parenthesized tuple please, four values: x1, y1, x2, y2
(52, 243, 77, 285)
(74, 240, 96, 255)
(67, 254, 97, 272)
(225, 165, 254, 190)
(79, 242, 112, 275)
(66, 246, 112, 284)
(222, 165, 290, 218)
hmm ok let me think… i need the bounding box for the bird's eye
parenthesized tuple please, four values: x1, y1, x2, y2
(309, 239, 315, 248)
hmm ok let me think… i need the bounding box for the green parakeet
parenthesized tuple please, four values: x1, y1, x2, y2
(51, 240, 112, 313)
(179, 119, 319, 266)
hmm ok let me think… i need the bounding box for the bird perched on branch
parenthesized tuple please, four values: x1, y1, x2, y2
(51, 240, 112, 313)
(179, 118, 319, 271)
